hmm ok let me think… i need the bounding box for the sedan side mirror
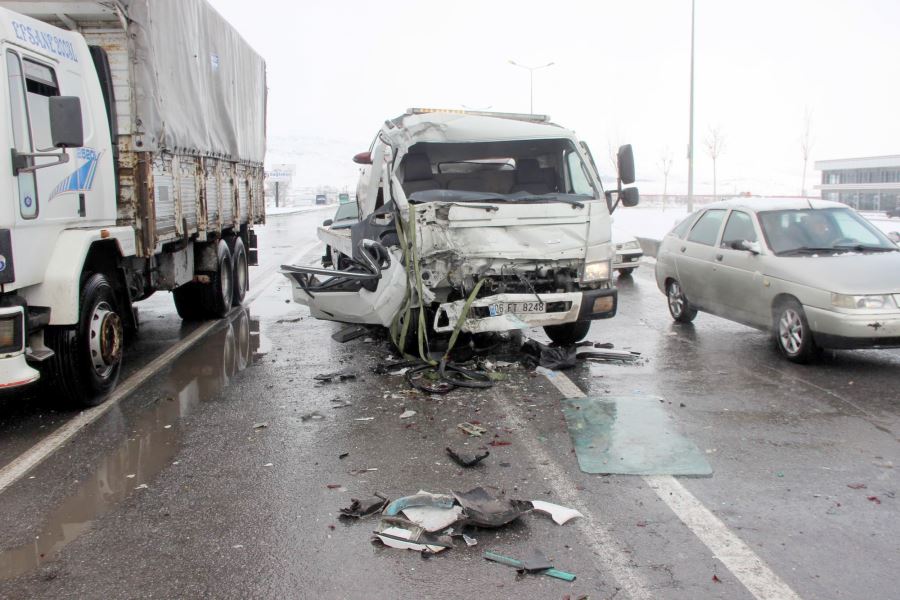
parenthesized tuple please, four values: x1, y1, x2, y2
(731, 239, 760, 254)
(50, 96, 84, 148)
(353, 151, 373, 165)
(322, 219, 333, 227)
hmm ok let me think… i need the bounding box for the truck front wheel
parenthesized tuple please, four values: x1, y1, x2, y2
(229, 236, 249, 306)
(45, 273, 124, 407)
(543, 320, 592, 345)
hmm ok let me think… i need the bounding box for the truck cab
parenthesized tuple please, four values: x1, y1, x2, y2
(284, 108, 638, 347)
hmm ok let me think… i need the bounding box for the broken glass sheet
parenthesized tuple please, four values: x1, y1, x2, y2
(560, 396, 712, 476)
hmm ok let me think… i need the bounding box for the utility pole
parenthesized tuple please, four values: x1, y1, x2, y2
(274, 181, 279, 208)
(508, 60, 555, 114)
(687, 0, 696, 212)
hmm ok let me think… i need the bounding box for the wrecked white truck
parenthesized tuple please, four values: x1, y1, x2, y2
(282, 109, 638, 352)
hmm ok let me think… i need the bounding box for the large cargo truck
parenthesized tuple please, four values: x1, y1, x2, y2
(0, 1, 267, 405)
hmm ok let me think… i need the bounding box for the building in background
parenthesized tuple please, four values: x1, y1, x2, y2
(815, 155, 900, 212)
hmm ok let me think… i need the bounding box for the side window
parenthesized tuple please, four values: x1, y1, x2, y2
(669, 213, 698, 238)
(687, 209, 726, 246)
(6, 51, 38, 219)
(22, 59, 60, 151)
(721, 211, 758, 247)
(565, 151, 593, 195)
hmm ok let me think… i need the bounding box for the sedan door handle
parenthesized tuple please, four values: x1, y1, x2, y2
(715, 254, 723, 261)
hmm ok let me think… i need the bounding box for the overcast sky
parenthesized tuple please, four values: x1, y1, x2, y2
(208, 0, 900, 195)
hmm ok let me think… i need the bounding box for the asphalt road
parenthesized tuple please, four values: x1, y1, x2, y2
(0, 210, 897, 599)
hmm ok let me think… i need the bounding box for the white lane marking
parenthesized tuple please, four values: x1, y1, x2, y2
(490, 389, 654, 600)
(0, 240, 320, 496)
(539, 369, 803, 600)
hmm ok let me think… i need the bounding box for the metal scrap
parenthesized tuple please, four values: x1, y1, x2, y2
(445, 447, 490, 468)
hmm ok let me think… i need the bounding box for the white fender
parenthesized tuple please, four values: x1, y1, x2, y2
(19, 228, 137, 326)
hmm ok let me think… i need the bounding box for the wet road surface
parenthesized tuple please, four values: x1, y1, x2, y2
(0, 211, 898, 599)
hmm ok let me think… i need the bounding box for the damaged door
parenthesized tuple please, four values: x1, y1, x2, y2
(281, 240, 406, 326)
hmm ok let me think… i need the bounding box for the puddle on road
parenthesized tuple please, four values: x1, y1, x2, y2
(0, 309, 261, 580)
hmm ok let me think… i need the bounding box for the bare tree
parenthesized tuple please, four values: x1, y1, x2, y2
(800, 107, 814, 197)
(704, 126, 726, 201)
(657, 146, 674, 210)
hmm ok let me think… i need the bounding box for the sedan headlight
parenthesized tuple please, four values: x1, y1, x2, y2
(582, 260, 611, 282)
(831, 293, 897, 309)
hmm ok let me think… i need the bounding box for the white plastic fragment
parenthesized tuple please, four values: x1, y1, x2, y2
(399, 410, 417, 419)
(530, 500, 584, 525)
(401, 505, 463, 532)
(355, 417, 375, 421)
(463, 534, 478, 547)
(376, 527, 448, 553)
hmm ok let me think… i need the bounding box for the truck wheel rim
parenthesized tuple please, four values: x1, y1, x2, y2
(778, 308, 803, 354)
(221, 259, 233, 304)
(668, 283, 684, 317)
(89, 302, 123, 379)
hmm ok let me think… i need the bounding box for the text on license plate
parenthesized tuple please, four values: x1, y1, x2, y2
(489, 302, 546, 316)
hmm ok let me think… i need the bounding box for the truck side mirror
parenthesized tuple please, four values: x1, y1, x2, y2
(621, 187, 639, 207)
(50, 96, 84, 148)
(617, 144, 635, 185)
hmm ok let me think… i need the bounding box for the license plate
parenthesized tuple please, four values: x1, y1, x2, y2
(489, 302, 546, 316)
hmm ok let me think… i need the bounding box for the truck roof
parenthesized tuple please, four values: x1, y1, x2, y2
(386, 110, 575, 145)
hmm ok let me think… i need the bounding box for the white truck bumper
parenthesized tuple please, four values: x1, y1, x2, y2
(0, 306, 40, 390)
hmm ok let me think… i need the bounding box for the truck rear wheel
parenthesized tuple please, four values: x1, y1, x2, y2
(45, 273, 124, 407)
(202, 240, 234, 317)
(229, 236, 249, 305)
(543, 320, 592, 345)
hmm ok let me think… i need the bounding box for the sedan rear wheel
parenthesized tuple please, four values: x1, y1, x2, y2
(774, 299, 818, 363)
(666, 280, 697, 323)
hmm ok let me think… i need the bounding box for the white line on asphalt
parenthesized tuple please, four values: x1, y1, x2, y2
(0, 240, 321, 497)
(539, 369, 803, 600)
(490, 388, 654, 600)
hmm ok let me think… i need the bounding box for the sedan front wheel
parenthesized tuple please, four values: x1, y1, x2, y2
(774, 299, 818, 363)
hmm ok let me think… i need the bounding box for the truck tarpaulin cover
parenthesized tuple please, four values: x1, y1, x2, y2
(6, 0, 266, 162)
(124, 0, 266, 163)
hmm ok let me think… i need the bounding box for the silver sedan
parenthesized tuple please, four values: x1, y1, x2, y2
(655, 198, 900, 362)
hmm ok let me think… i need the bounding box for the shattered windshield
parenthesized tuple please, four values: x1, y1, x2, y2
(399, 138, 599, 205)
(758, 208, 898, 255)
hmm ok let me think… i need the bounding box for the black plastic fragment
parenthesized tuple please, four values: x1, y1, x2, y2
(452, 486, 531, 528)
(519, 548, 553, 573)
(339, 494, 389, 519)
(445, 447, 490, 468)
(332, 325, 369, 343)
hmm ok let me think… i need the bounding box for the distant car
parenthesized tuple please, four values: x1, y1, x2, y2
(655, 198, 900, 362)
(612, 230, 643, 276)
(315, 194, 327, 205)
(886, 206, 900, 218)
(888, 231, 900, 245)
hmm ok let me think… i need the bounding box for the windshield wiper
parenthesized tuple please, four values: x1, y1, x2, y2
(521, 195, 585, 209)
(832, 244, 898, 253)
(777, 246, 839, 256)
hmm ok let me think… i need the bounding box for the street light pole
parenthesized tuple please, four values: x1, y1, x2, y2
(687, 0, 696, 213)
(508, 60, 555, 114)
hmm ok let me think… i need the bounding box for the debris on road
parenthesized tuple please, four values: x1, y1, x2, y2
(530, 500, 584, 525)
(402, 504, 464, 532)
(399, 410, 417, 419)
(313, 369, 357, 382)
(458, 422, 487, 437)
(462, 534, 478, 547)
(338, 452, 349, 460)
(445, 447, 489, 468)
(576, 348, 643, 364)
(452, 486, 531, 528)
(252, 422, 269, 429)
(867, 496, 882, 505)
(332, 325, 369, 343)
(560, 395, 712, 476)
(374, 517, 453, 553)
(522, 339, 578, 370)
(483, 550, 576, 581)
(384, 491, 456, 516)
(488, 440, 511, 447)
(340, 494, 389, 519)
(354, 417, 375, 422)
(847, 483, 867, 489)
(300, 411, 325, 422)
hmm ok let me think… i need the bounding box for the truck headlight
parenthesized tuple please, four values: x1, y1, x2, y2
(582, 260, 611, 282)
(831, 293, 896, 309)
(623, 240, 641, 250)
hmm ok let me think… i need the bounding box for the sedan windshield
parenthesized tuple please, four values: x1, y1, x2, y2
(758, 208, 897, 255)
